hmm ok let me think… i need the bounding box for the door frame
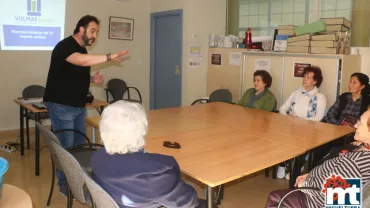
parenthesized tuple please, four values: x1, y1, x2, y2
(150, 9, 183, 110)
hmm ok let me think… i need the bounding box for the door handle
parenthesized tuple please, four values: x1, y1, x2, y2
(175, 66, 180, 75)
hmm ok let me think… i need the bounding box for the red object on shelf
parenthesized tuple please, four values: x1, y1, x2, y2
(245, 28, 252, 49)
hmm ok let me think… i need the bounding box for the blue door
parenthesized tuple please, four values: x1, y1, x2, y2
(150, 10, 183, 109)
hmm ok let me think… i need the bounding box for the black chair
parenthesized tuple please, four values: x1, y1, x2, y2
(104, 79, 142, 104)
(22, 85, 49, 149)
(191, 89, 233, 105)
(36, 122, 104, 207)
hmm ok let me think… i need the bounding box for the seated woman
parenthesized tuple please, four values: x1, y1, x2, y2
(91, 101, 212, 208)
(279, 66, 326, 121)
(323, 72, 370, 125)
(266, 110, 370, 208)
(312, 73, 370, 167)
(277, 66, 326, 179)
(237, 70, 276, 111)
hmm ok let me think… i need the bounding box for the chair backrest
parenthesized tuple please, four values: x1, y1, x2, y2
(81, 170, 119, 208)
(36, 122, 62, 168)
(22, 85, 45, 98)
(107, 79, 128, 101)
(36, 123, 61, 146)
(51, 141, 87, 203)
(208, 89, 232, 103)
(278, 187, 321, 208)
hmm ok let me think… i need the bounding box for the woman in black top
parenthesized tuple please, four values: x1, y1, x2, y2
(322, 73, 370, 126)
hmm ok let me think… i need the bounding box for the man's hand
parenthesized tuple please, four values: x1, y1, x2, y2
(92, 71, 104, 84)
(294, 174, 308, 187)
(111, 50, 129, 62)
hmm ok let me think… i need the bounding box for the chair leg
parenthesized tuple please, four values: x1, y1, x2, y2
(308, 151, 313, 172)
(47, 157, 55, 206)
(216, 185, 225, 205)
(26, 118, 30, 149)
(265, 168, 269, 177)
(69, 190, 74, 207)
(272, 165, 277, 179)
(220, 185, 224, 199)
(89, 192, 96, 208)
(67, 185, 73, 208)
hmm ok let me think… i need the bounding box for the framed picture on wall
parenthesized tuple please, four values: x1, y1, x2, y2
(108, 16, 134, 40)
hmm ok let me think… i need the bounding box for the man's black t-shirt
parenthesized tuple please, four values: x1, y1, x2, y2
(43, 36, 90, 107)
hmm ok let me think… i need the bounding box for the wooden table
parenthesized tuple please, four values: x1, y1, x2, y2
(87, 108, 223, 142)
(170, 103, 355, 151)
(14, 99, 108, 176)
(86, 102, 354, 208)
(0, 184, 32, 208)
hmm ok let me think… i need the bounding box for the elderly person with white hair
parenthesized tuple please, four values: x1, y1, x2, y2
(91, 101, 208, 208)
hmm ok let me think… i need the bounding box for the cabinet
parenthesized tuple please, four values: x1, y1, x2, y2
(208, 48, 361, 108)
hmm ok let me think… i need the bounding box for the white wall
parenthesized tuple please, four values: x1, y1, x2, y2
(0, 0, 227, 131)
(1, 0, 369, 131)
(354, 47, 370, 76)
(151, 0, 227, 105)
(0, 0, 151, 130)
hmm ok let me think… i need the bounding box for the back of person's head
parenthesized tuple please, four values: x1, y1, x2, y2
(73, 15, 100, 34)
(99, 100, 147, 155)
(303, 66, 323, 88)
(351, 72, 370, 96)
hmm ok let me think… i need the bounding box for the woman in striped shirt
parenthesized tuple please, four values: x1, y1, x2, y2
(266, 110, 370, 208)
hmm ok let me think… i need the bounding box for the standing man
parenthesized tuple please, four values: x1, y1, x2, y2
(43, 15, 128, 195)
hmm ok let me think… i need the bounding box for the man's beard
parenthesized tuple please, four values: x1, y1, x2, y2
(82, 31, 95, 46)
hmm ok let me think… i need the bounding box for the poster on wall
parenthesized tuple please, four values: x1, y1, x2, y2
(254, 59, 271, 72)
(188, 44, 202, 68)
(229, 53, 241, 66)
(189, 59, 201, 68)
(211, 54, 222, 65)
(189, 44, 201, 57)
(294, 63, 311, 77)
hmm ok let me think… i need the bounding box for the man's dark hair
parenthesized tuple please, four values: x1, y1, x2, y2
(73, 15, 100, 34)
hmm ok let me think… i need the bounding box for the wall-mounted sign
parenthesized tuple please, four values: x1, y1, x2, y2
(294, 63, 311, 77)
(211, 54, 222, 65)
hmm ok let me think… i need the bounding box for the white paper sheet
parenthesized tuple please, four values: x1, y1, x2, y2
(189, 44, 202, 68)
(229, 53, 241, 66)
(254, 59, 271, 72)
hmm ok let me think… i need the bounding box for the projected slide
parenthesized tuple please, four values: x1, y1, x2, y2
(0, 0, 66, 50)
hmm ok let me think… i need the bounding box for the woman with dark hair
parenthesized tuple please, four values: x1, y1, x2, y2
(279, 66, 326, 121)
(311, 73, 370, 168)
(237, 70, 276, 111)
(323, 72, 370, 125)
